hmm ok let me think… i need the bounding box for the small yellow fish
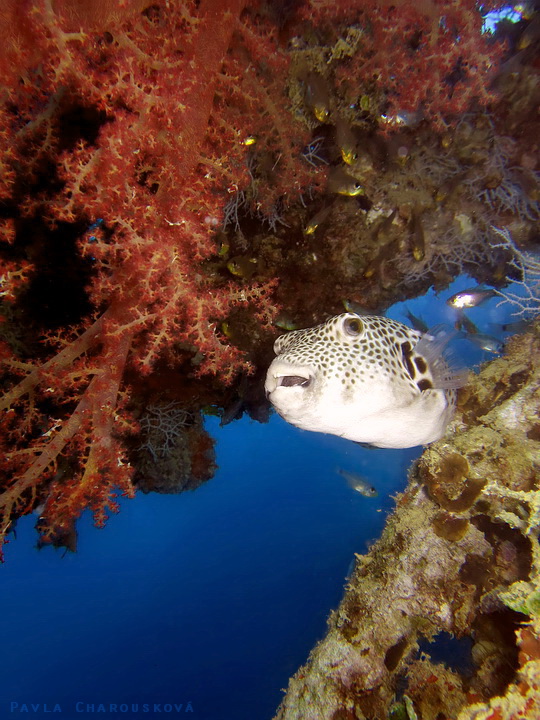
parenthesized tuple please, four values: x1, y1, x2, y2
(275, 313, 302, 331)
(304, 205, 332, 235)
(359, 95, 371, 111)
(372, 209, 397, 244)
(380, 109, 422, 128)
(227, 255, 259, 280)
(518, 14, 540, 49)
(363, 240, 399, 280)
(328, 167, 365, 196)
(305, 73, 331, 123)
(335, 118, 358, 165)
(410, 208, 425, 262)
(221, 321, 234, 339)
(218, 238, 230, 257)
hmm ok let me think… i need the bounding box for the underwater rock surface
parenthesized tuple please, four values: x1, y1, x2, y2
(274, 322, 540, 720)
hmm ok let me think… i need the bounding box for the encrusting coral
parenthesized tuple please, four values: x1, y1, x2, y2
(273, 321, 540, 720)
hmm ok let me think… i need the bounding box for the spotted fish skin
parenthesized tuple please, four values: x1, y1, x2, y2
(265, 313, 462, 449)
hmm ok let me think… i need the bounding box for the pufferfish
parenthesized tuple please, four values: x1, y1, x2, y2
(265, 313, 467, 449)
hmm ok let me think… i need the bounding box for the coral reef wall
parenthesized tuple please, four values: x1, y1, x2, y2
(274, 322, 540, 720)
(1, 0, 535, 555)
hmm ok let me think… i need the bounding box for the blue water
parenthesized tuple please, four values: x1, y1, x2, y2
(0, 276, 529, 720)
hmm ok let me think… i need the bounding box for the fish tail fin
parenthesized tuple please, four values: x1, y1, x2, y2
(415, 324, 469, 390)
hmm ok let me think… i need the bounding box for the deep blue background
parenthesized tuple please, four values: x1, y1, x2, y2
(0, 277, 527, 720)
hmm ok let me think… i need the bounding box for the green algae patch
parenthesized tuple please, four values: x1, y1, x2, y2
(500, 580, 540, 617)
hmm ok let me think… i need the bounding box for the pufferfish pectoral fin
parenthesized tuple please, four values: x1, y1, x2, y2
(413, 325, 469, 391)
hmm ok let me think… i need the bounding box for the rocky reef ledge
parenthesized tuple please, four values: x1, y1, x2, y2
(274, 322, 540, 720)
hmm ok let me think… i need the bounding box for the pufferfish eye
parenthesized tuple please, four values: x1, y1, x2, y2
(342, 316, 364, 337)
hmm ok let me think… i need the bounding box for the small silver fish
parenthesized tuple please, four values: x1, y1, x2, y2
(447, 286, 496, 310)
(342, 299, 383, 316)
(220, 397, 244, 427)
(499, 319, 531, 334)
(463, 333, 503, 354)
(338, 468, 378, 497)
(404, 307, 429, 334)
(455, 311, 479, 335)
(265, 313, 467, 449)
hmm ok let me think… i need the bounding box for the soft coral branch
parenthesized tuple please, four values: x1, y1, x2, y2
(1, 0, 288, 555)
(0, 307, 134, 544)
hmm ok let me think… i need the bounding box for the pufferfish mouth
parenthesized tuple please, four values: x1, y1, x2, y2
(265, 363, 314, 396)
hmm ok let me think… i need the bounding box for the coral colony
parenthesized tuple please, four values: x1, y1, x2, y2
(0, 0, 538, 557)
